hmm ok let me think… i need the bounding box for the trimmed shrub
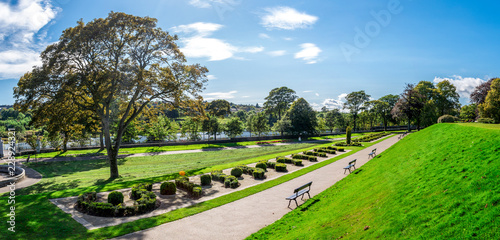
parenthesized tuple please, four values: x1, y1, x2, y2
(308, 156, 318, 162)
(338, 147, 345, 152)
(230, 179, 239, 188)
(107, 191, 124, 206)
(192, 187, 202, 198)
(284, 158, 293, 164)
(478, 118, 495, 124)
(231, 167, 243, 178)
(318, 152, 327, 157)
(275, 163, 287, 172)
(131, 183, 153, 200)
(327, 146, 337, 150)
(255, 162, 267, 171)
(253, 168, 265, 179)
(200, 174, 212, 186)
(160, 182, 176, 195)
(292, 159, 303, 166)
(267, 161, 276, 169)
(346, 126, 352, 145)
(277, 157, 286, 163)
(438, 114, 459, 123)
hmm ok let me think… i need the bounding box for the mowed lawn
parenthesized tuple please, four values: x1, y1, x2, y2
(16, 143, 316, 196)
(248, 123, 500, 239)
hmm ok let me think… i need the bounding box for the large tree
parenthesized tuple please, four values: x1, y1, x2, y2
(435, 80, 460, 116)
(207, 99, 231, 117)
(391, 84, 425, 131)
(479, 78, 500, 122)
(372, 94, 399, 131)
(14, 12, 208, 179)
(264, 87, 297, 121)
(343, 90, 370, 131)
(470, 78, 496, 104)
(286, 98, 318, 135)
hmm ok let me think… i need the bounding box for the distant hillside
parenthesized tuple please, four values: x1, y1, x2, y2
(248, 123, 500, 239)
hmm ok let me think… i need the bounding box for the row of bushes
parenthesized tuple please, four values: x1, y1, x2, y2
(211, 170, 240, 188)
(291, 153, 318, 162)
(353, 132, 390, 142)
(76, 184, 158, 217)
(303, 151, 327, 157)
(175, 176, 203, 198)
(313, 147, 337, 154)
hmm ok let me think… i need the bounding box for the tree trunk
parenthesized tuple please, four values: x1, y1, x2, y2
(63, 132, 68, 152)
(99, 129, 104, 151)
(103, 119, 119, 179)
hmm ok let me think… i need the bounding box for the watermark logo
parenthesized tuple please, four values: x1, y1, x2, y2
(340, 0, 408, 62)
(5, 128, 16, 233)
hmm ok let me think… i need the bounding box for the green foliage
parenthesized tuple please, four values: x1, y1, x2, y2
(437, 114, 459, 123)
(285, 98, 318, 135)
(192, 186, 202, 198)
(275, 163, 287, 172)
(200, 174, 212, 186)
(479, 78, 500, 122)
(255, 162, 267, 171)
(346, 126, 352, 145)
(266, 161, 276, 169)
(253, 168, 266, 179)
(160, 182, 176, 195)
(107, 191, 124, 206)
(224, 117, 244, 139)
(343, 90, 371, 131)
(207, 99, 231, 117)
(460, 104, 477, 122)
(264, 86, 297, 120)
(202, 115, 222, 140)
(477, 118, 495, 124)
(131, 183, 153, 200)
(292, 159, 303, 166)
(230, 167, 243, 178)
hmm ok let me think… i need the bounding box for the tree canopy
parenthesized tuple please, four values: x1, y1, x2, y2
(479, 78, 500, 122)
(285, 98, 318, 135)
(14, 12, 208, 179)
(343, 90, 370, 131)
(264, 87, 297, 121)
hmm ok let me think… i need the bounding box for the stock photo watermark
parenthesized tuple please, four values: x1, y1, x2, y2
(340, 0, 411, 62)
(212, 0, 242, 21)
(5, 129, 16, 232)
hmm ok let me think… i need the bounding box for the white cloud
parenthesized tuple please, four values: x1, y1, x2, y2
(295, 43, 321, 64)
(0, 0, 59, 79)
(283, 37, 293, 41)
(261, 6, 318, 30)
(172, 22, 263, 61)
(203, 90, 238, 100)
(315, 93, 320, 96)
(433, 75, 485, 99)
(206, 75, 217, 80)
(321, 93, 348, 111)
(303, 90, 313, 93)
(259, 33, 271, 39)
(188, 0, 240, 9)
(268, 50, 286, 57)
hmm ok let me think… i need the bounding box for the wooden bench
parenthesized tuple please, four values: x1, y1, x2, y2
(286, 181, 312, 208)
(343, 159, 357, 174)
(368, 148, 377, 158)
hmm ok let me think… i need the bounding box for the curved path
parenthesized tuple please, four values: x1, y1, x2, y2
(0, 163, 42, 194)
(114, 135, 401, 240)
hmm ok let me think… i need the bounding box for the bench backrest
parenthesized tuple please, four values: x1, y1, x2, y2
(294, 181, 312, 193)
(349, 159, 356, 165)
(372, 148, 376, 152)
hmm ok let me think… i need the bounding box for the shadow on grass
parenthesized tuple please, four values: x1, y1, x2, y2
(300, 199, 320, 212)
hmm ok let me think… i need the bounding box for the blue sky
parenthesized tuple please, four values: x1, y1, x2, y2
(1, 0, 500, 109)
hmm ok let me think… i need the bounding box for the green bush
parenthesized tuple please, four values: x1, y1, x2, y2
(292, 159, 303, 166)
(230, 179, 239, 188)
(478, 118, 495, 124)
(308, 156, 318, 161)
(327, 146, 337, 150)
(277, 157, 286, 163)
(275, 163, 287, 172)
(231, 167, 243, 178)
(200, 174, 212, 186)
(160, 182, 176, 195)
(346, 126, 352, 145)
(192, 187, 202, 198)
(318, 152, 327, 157)
(253, 168, 265, 179)
(438, 114, 459, 123)
(255, 162, 267, 170)
(266, 161, 276, 169)
(107, 191, 124, 206)
(131, 183, 153, 200)
(338, 147, 345, 152)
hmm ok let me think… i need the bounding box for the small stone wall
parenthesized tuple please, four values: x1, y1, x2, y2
(0, 165, 25, 188)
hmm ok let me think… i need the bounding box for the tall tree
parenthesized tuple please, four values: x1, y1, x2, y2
(479, 78, 500, 122)
(264, 87, 297, 121)
(286, 98, 318, 135)
(391, 84, 425, 131)
(14, 12, 208, 179)
(324, 109, 342, 133)
(207, 99, 231, 117)
(471, 78, 496, 104)
(252, 112, 269, 137)
(372, 94, 399, 131)
(459, 104, 477, 122)
(202, 115, 221, 140)
(224, 117, 244, 140)
(415, 81, 439, 127)
(343, 90, 370, 131)
(435, 80, 460, 116)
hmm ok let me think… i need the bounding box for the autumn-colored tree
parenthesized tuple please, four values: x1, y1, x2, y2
(471, 78, 496, 104)
(14, 12, 208, 179)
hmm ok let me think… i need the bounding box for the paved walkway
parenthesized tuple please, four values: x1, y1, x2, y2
(114, 135, 401, 240)
(0, 163, 42, 194)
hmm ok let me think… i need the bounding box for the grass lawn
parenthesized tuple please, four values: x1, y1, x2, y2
(0, 134, 391, 239)
(14, 143, 317, 196)
(247, 123, 500, 239)
(15, 139, 298, 159)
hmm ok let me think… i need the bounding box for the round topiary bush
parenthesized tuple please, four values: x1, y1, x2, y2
(230, 167, 243, 178)
(107, 191, 124, 206)
(255, 162, 267, 170)
(275, 163, 287, 172)
(160, 181, 176, 195)
(438, 114, 459, 123)
(200, 174, 212, 186)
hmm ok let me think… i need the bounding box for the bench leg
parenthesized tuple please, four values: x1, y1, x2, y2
(288, 199, 292, 208)
(306, 192, 311, 199)
(294, 199, 298, 207)
(344, 168, 348, 174)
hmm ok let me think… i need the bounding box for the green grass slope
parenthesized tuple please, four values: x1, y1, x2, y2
(248, 124, 500, 239)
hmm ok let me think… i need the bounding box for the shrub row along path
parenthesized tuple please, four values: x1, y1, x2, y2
(114, 135, 401, 240)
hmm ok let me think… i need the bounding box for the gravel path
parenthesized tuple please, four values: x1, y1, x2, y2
(113, 135, 401, 240)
